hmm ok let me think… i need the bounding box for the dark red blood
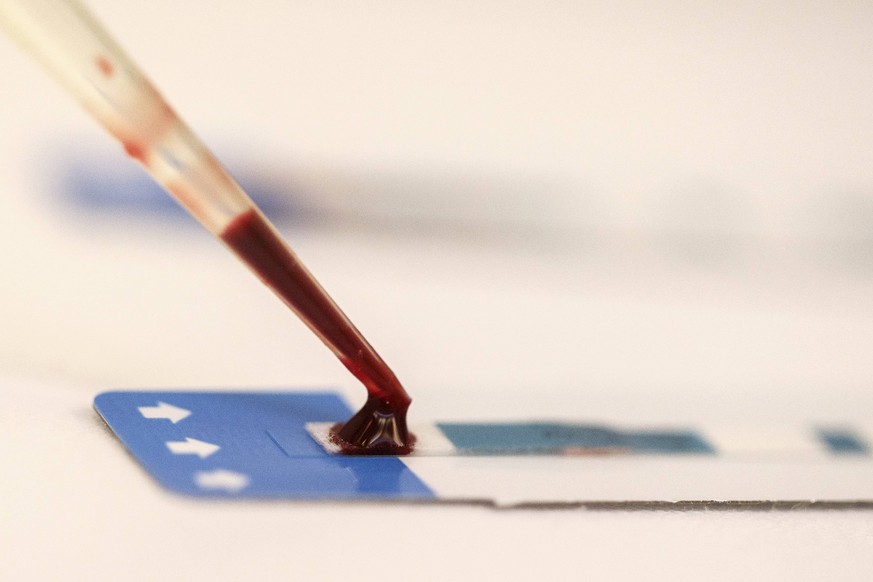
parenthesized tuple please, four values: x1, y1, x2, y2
(328, 403, 416, 455)
(123, 141, 146, 163)
(220, 209, 413, 454)
(96, 56, 114, 78)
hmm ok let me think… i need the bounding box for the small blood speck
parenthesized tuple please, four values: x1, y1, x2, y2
(96, 56, 114, 78)
(123, 141, 146, 163)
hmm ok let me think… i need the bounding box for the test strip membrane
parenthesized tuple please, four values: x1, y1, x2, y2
(307, 422, 870, 457)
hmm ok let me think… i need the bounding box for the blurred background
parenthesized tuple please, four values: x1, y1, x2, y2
(1, 0, 873, 424)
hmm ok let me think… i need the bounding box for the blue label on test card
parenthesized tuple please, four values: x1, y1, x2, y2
(94, 391, 435, 500)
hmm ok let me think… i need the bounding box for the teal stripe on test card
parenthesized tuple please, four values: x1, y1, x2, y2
(437, 422, 715, 454)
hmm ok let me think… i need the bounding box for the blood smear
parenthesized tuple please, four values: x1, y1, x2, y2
(95, 55, 114, 77)
(123, 141, 146, 163)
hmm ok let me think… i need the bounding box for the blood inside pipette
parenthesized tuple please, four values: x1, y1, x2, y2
(220, 208, 413, 454)
(110, 95, 411, 453)
(94, 51, 410, 453)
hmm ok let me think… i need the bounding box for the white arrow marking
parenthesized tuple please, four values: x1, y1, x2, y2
(194, 469, 249, 493)
(166, 437, 220, 459)
(138, 402, 191, 424)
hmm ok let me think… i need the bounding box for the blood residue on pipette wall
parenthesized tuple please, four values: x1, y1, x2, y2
(95, 55, 114, 78)
(123, 141, 146, 163)
(220, 209, 413, 454)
